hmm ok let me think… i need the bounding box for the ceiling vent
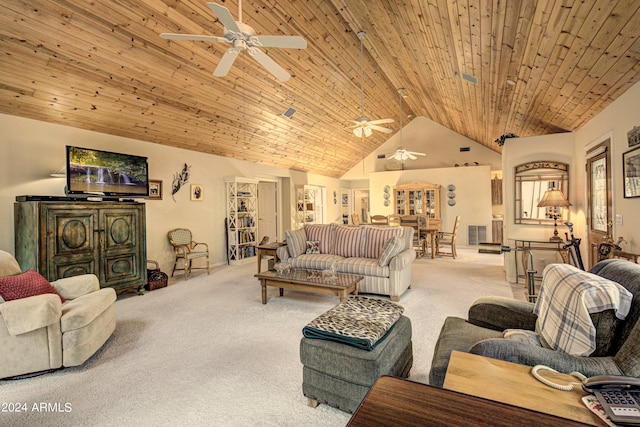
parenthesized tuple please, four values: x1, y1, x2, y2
(377, 154, 386, 159)
(461, 73, 478, 85)
(460, 147, 471, 152)
(282, 107, 296, 118)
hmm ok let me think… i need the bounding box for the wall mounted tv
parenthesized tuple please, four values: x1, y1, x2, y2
(66, 146, 149, 198)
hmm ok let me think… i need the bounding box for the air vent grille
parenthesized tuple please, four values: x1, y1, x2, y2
(468, 225, 487, 246)
(282, 107, 296, 118)
(460, 147, 470, 152)
(462, 73, 478, 85)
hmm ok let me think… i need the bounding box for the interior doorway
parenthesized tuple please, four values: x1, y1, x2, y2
(353, 189, 370, 223)
(258, 181, 279, 243)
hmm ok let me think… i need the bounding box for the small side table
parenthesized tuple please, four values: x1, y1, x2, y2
(256, 242, 286, 273)
(443, 351, 602, 426)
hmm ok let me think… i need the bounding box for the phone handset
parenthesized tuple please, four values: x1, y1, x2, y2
(531, 365, 587, 391)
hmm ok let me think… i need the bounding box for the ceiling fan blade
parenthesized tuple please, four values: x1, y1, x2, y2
(407, 153, 418, 160)
(369, 124, 393, 134)
(368, 118, 394, 125)
(213, 48, 240, 77)
(408, 151, 426, 156)
(208, 3, 241, 33)
(253, 35, 307, 49)
(160, 33, 230, 44)
(248, 48, 291, 81)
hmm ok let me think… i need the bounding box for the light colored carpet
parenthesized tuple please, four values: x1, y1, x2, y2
(0, 249, 515, 426)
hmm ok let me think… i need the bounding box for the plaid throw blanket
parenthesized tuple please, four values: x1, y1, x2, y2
(302, 296, 404, 351)
(534, 263, 632, 356)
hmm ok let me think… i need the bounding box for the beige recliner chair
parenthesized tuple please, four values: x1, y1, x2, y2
(0, 250, 116, 379)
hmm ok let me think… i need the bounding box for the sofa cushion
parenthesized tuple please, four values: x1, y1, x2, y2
(378, 236, 405, 267)
(289, 254, 344, 271)
(0, 250, 22, 277)
(286, 228, 307, 258)
(363, 227, 403, 259)
(0, 269, 65, 303)
(334, 226, 365, 257)
(336, 258, 390, 278)
(61, 287, 116, 333)
(304, 224, 335, 254)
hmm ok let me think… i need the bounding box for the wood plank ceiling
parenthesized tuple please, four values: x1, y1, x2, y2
(1, 0, 640, 178)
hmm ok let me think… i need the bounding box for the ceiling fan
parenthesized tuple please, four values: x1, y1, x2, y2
(160, 1, 307, 81)
(384, 88, 426, 161)
(348, 32, 393, 138)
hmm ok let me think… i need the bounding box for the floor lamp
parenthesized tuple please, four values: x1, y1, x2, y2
(537, 187, 571, 242)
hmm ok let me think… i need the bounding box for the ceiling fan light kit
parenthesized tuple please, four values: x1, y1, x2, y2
(160, 1, 307, 81)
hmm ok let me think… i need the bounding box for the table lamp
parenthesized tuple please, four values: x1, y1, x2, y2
(537, 186, 571, 242)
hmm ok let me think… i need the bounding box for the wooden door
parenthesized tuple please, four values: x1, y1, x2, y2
(586, 139, 613, 268)
(258, 181, 278, 242)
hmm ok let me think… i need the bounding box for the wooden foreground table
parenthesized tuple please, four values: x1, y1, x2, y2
(347, 376, 588, 426)
(443, 351, 604, 426)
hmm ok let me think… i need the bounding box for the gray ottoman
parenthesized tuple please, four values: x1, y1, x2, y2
(300, 315, 413, 413)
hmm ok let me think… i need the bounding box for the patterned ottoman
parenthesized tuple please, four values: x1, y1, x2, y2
(300, 297, 413, 413)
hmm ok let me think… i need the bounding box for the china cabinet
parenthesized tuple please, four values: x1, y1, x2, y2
(393, 182, 441, 229)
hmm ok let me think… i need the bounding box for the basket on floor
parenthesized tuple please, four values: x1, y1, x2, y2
(146, 260, 168, 291)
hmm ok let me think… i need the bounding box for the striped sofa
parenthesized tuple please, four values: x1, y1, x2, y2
(276, 224, 416, 301)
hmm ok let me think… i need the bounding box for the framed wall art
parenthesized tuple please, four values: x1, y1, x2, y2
(191, 184, 204, 201)
(623, 146, 640, 198)
(148, 180, 163, 200)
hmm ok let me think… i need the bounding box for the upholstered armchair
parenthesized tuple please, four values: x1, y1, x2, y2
(0, 250, 116, 379)
(167, 228, 210, 280)
(429, 259, 640, 387)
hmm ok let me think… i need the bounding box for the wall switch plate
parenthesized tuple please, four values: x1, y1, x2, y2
(616, 213, 623, 226)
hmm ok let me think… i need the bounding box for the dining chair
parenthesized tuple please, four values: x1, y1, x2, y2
(436, 215, 461, 259)
(351, 213, 362, 225)
(400, 215, 427, 257)
(388, 214, 401, 226)
(370, 215, 389, 225)
(167, 228, 210, 280)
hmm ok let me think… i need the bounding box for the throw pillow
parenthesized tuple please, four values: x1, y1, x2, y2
(0, 269, 65, 303)
(378, 236, 405, 266)
(334, 226, 364, 258)
(304, 224, 335, 254)
(364, 227, 402, 259)
(285, 228, 307, 257)
(306, 240, 320, 254)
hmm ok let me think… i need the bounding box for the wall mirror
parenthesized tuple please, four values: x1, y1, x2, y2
(514, 161, 569, 225)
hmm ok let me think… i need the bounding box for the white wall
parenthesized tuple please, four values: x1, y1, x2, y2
(574, 81, 640, 255)
(342, 115, 503, 180)
(0, 114, 342, 274)
(368, 166, 494, 246)
(501, 133, 576, 280)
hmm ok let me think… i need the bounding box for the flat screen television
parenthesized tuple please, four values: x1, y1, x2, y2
(65, 146, 149, 198)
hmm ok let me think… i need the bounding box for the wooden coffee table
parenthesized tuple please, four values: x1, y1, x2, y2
(254, 269, 362, 304)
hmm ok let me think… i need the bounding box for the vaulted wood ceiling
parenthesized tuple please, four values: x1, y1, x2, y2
(2, 0, 640, 178)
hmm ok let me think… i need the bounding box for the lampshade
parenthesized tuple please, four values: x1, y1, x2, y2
(537, 188, 571, 208)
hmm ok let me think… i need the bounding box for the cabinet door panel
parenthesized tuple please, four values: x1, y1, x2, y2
(100, 208, 144, 287)
(44, 207, 99, 280)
